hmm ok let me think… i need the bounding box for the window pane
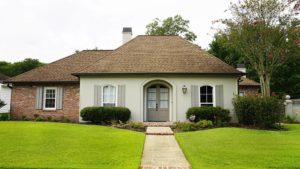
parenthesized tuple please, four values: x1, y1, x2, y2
(160, 88, 168, 93)
(148, 88, 156, 93)
(160, 101, 168, 108)
(147, 92, 156, 100)
(148, 101, 156, 108)
(45, 99, 55, 108)
(160, 92, 168, 101)
(200, 95, 207, 102)
(207, 86, 213, 94)
(103, 86, 116, 106)
(103, 103, 115, 107)
(200, 86, 207, 94)
(201, 104, 213, 107)
(207, 94, 213, 102)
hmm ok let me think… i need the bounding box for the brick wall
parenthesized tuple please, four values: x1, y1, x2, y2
(11, 84, 80, 122)
(239, 86, 259, 96)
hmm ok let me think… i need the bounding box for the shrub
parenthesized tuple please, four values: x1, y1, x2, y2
(112, 121, 146, 132)
(186, 106, 231, 124)
(233, 96, 285, 129)
(284, 115, 298, 124)
(80, 106, 131, 124)
(0, 113, 10, 121)
(35, 116, 44, 121)
(171, 120, 213, 132)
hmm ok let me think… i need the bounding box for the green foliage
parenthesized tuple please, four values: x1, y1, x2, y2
(186, 106, 231, 124)
(171, 120, 213, 132)
(0, 113, 10, 121)
(213, 0, 300, 96)
(284, 115, 298, 124)
(233, 96, 285, 128)
(80, 106, 131, 124)
(0, 58, 44, 77)
(112, 121, 146, 132)
(146, 15, 197, 42)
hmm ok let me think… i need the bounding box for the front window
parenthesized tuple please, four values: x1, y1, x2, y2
(103, 85, 116, 107)
(44, 87, 56, 110)
(200, 85, 213, 106)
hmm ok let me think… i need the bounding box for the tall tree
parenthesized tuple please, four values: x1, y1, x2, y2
(146, 15, 197, 42)
(0, 58, 44, 77)
(216, 0, 299, 96)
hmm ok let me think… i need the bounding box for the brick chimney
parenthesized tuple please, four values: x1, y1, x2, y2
(122, 27, 132, 44)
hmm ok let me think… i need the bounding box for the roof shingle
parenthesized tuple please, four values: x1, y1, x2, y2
(6, 50, 112, 83)
(75, 36, 242, 75)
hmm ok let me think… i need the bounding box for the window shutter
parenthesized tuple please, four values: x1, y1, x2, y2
(94, 85, 102, 106)
(117, 85, 126, 107)
(216, 85, 224, 107)
(56, 87, 63, 109)
(191, 85, 199, 107)
(35, 87, 43, 109)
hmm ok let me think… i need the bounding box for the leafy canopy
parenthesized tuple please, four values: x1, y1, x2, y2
(146, 15, 197, 42)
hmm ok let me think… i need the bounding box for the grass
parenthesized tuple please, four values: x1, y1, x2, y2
(176, 124, 300, 169)
(0, 121, 145, 169)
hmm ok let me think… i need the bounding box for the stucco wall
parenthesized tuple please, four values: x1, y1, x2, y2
(80, 75, 238, 122)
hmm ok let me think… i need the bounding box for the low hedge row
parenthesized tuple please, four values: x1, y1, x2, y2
(186, 106, 231, 124)
(233, 96, 284, 128)
(80, 107, 131, 124)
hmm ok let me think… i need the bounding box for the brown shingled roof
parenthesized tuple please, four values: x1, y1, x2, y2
(239, 77, 260, 86)
(75, 36, 243, 75)
(6, 50, 112, 83)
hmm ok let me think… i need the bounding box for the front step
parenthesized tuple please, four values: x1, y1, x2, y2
(146, 127, 174, 135)
(143, 122, 174, 127)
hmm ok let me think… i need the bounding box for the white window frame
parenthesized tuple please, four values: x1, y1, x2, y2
(43, 87, 57, 110)
(102, 85, 117, 107)
(199, 85, 216, 107)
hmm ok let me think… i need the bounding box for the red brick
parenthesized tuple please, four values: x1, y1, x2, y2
(11, 84, 80, 123)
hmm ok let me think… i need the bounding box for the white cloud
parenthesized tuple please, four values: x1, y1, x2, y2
(0, 0, 236, 63)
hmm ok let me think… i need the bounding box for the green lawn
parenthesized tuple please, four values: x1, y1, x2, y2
(0, 121, 145, 169)
(176, 124, 300, 169)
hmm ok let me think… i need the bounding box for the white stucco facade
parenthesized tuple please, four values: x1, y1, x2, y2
(79, 75, 239, 122)
(0, 83, 11, 113)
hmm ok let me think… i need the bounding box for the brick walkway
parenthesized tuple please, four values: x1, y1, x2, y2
(140, 127, 191, 169)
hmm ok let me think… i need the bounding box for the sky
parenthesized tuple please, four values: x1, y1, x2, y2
(0, 0, 236, 63)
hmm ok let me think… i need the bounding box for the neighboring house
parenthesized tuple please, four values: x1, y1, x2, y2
(0, 73, 11, 113)
(6, 28, 244, 123)
(236, 64, 260, 96)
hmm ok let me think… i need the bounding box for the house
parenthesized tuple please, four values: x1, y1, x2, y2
(6, 28, 244, 123)
(0, 73, 11, 113)
(236, 64, 260, 96)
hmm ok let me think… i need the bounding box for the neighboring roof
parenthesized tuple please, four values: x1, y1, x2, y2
(0, 73, 9, 82)
(75, 35, 243, 75)
(6, 50, 112, 83)
(239, 77, 260, 87)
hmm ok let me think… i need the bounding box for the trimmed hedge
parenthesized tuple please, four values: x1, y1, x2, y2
(186, 106, 231, 124)
(0, 113, 10, 121)
(233, 96, 284, 128)
(80, 107, 131, 124)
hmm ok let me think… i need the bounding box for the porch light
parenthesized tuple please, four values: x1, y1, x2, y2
(182, 85, 187, 94)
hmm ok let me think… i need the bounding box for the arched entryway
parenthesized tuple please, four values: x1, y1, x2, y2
(144, 80, 172, 122)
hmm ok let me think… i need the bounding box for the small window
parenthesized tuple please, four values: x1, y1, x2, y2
(200, 85, 214, 107)
(44, 87, 56, 110)
(103, 85, 116, 107)
(239, 91, 245, 96)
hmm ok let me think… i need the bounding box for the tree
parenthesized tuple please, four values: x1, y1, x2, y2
(216, 0, 299, 96)
(0, 58, 44, 77)
(145, 15, 197, 42)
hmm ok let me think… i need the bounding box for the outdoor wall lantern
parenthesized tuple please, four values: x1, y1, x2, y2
(182, 85, 187, 94)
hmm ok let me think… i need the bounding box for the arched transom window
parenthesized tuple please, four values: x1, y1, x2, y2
(103, 85, 116, 107)
(200, 85, 213, 106)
